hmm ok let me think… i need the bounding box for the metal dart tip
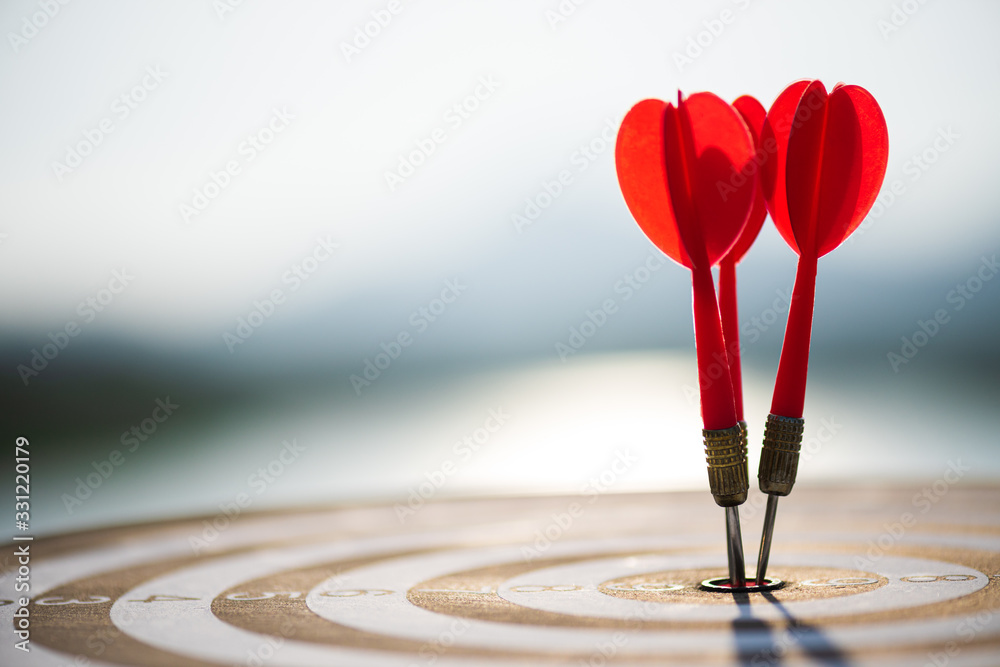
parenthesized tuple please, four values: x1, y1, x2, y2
(725, 506, 747, 588)
(755, 494, 779, 584)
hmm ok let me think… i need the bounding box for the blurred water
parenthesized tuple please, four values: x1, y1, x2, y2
(12, 348, 998, 536)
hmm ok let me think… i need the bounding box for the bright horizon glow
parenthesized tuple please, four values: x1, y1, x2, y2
(1, 0, 997, 352)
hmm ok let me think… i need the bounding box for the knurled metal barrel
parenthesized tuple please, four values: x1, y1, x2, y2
(703, 424, 748, 507)
(758, 414, 805, 496)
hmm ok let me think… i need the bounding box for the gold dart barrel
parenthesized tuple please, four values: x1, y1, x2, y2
(758, 414, 805, 496)
(704, 424, 748, 507)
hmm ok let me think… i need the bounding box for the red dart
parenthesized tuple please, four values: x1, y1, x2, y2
(616, 90, 758, 587)
(754, 80, 889, 584)
(717, 95, 768, 423)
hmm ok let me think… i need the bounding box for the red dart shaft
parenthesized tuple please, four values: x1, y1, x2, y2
(691, 263, 738, 430)
(769, 253, 818, 419)
(718, 259, 743, 422)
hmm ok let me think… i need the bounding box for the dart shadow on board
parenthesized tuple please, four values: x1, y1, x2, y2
(729, 590, 848, 667)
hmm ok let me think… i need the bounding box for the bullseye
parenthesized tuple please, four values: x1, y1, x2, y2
(700, 577, 784, 592)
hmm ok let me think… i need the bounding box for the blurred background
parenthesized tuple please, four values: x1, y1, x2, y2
(1, 0, 998, 536)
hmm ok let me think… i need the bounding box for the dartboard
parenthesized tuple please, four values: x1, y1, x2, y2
(3, 487, 998, 665)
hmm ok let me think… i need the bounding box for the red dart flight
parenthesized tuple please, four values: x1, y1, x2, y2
(761, 80, 889, 419)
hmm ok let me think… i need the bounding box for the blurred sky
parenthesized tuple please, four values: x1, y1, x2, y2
(2, 0, 999, 534)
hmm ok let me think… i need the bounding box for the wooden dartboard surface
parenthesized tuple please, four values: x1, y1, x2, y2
(3, 486, 999, 666)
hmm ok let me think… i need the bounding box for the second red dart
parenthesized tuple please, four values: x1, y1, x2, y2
(755, 80, 889, 584)
(616, 91, 758, 587)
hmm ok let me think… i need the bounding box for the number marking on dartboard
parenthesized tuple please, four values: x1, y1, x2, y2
(604, 583, 686, 592)
(35, 596, 111, 605)
(225, 591, 304, 600)
(801, 578, 879, 587)
(413, 587, 494, 595)
(129, 595, 200, 603)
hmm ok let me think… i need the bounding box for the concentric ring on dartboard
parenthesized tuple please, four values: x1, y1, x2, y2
(492, 550, 984, 622)
(49, 533, 1000, 663)
(302, 536, 1000, 656)
(407, 561, 887, 616)
(7, 490, 1000, 666)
